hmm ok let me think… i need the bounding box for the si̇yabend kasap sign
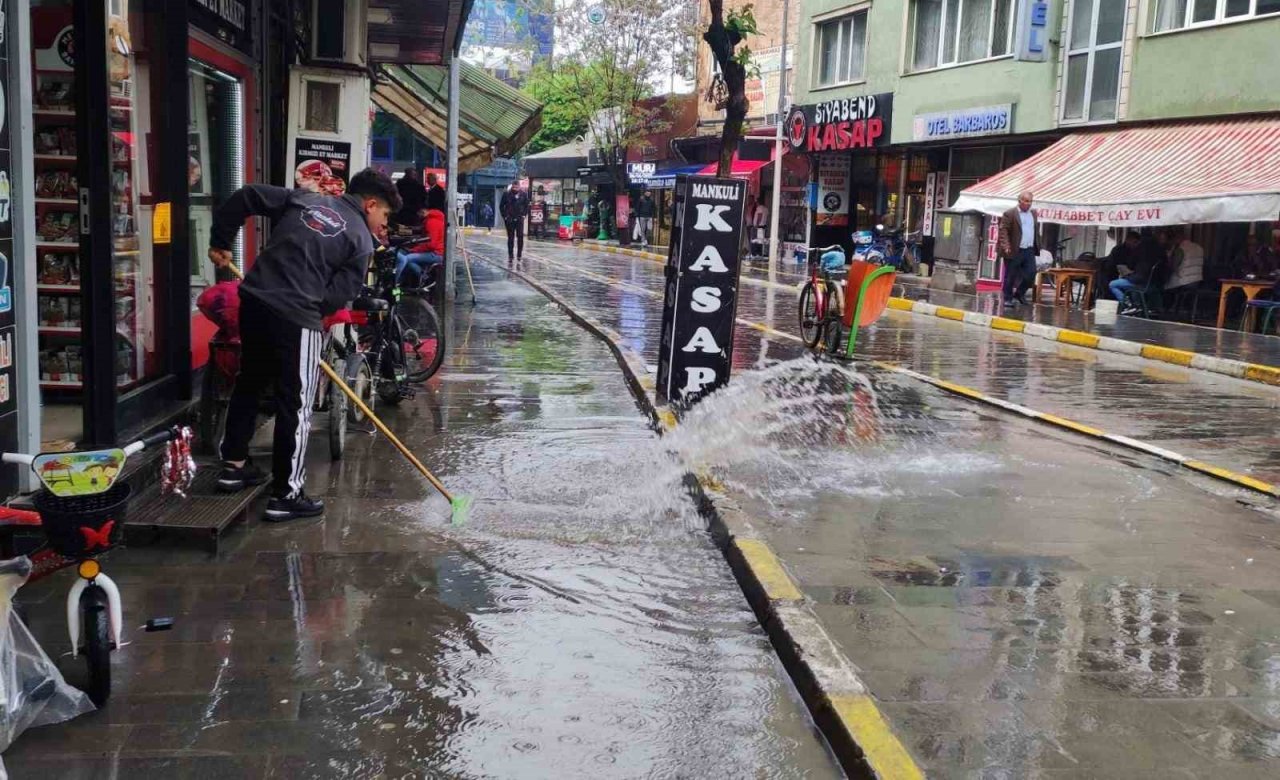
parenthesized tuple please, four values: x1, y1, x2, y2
(657, 176, 747, 407)
(786, 93, 893, 154)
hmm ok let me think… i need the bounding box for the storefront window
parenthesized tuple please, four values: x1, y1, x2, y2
(31, 1, 81, 445)
(189, 59, 244, 291)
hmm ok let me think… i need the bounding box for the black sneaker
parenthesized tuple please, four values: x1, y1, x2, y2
(264, 493, 325, 522)
(217, 461, 269, 493)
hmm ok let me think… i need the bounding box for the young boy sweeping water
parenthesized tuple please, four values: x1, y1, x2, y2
(207, 169, 401, 522)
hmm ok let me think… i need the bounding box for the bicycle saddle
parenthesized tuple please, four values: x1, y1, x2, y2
(351, 297, 389, 312)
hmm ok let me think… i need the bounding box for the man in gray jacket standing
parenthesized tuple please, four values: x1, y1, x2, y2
(208, 168, 401, 521)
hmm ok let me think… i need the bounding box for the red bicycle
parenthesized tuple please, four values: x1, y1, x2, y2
(798, 244, 849, 353)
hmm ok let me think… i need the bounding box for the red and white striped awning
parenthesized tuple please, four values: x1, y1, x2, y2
(951, 116, 1280, 227)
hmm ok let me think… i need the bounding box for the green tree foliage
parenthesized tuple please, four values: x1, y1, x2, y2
(521, 64, 592, 154)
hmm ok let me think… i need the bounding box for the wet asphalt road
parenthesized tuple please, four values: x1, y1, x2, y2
(4, 263, 840, 778)
(472, 236, 1280, 779)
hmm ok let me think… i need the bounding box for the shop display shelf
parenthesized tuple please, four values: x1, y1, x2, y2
(35, 198, 78, 205)
(37, 284, 80, 293)
(39, 325, 80, 336)
(41, 377, 139, 391)
(34, 154, 76, 162)
(37, 242, 78, 249)
(33, 109, 75, 118)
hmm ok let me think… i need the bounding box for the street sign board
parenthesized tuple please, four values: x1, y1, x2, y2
(656, 176, 747, 407)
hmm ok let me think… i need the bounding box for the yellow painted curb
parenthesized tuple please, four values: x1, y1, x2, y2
(935, 306, 965, 321)
(734, 539, 804, 601)
(656, 407, 678, 431)
(1184, 461, 1279, 495)
(1036, 413, 1106, 437)
(1244, 364, 1280, 386)
(990, 316, 1027, 332)
(1140, 344, 1195, 367)
(830, 695, 926, 780)
(1058, 329, 1101, 348)
(934, 379, 986, 400)
(887, 297, 914, 311)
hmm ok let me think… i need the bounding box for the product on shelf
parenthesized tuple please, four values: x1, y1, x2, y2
(38, 253, 76, 285)
(37, 211, 76, 242)
(36, 80, 73, 111)
(36, 171, 77, 199)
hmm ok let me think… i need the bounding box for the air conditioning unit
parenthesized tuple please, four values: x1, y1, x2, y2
(312, 0, 367, 66)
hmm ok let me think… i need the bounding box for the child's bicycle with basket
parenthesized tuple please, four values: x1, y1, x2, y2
(0, 427, 191, 709)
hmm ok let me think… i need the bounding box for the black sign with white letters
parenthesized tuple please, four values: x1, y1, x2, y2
(656, 175, 747, 407)
(0, 7, 18, 498)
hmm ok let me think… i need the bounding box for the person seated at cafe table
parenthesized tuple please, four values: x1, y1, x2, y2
(1110, 230, 1169, 312)
(1235, 233, 1277, 278)
(1164, 228, 1204, 293)
(1100, 232, 1140, 298)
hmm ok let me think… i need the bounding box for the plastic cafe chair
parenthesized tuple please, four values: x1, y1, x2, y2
(1242, 284, 1280, 335)
(1118, 275, 1164, 319)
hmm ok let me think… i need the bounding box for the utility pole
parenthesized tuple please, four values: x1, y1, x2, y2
(766, 0, 791, 283)
(446, 53, 460, 301)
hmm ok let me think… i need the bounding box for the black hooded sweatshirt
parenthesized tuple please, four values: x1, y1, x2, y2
(210, 185, 373, 331)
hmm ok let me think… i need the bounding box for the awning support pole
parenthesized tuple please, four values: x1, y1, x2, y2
(445, 54, 461, 300)
(766, 0, 791, 283)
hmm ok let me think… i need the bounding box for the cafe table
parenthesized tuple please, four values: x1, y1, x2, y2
(1216, 278, 1277, 329)
(1033, 267, 1097, 308)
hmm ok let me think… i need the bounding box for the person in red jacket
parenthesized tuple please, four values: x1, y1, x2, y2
(395, 208, 446, 286)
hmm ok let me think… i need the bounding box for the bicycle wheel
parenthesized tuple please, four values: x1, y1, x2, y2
(798, 282, 822, 348)
(824, 315, 846, 358)
(344, 353, 374, 423)
(397, 295, 445, 382)
(199, 365, 227, 456)
(327, 357, 348, 461)
(81, 588, 111, 706)
(376, 333, 407, 406)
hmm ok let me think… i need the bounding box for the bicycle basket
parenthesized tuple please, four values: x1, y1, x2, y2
(32, 483, 131, 558)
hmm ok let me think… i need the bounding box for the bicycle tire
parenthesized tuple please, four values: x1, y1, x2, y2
(824, 315, 845, 358)
(344, 353, 373, 423)
(798, 282, 822, 348)
(376, 329, 406, 405)
(328, 357, 348, 460)
(81, 588, 111, 706)
(397, 295, 445, 382)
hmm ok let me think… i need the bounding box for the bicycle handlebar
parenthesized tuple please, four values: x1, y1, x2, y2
(1, 427, 179, 465)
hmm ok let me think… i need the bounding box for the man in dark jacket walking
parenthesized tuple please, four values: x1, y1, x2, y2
(499, 181, 529, 262)
(633, 191, 656, 247)
(208, 168, 401, 521)
(998, 191, 1039, 306)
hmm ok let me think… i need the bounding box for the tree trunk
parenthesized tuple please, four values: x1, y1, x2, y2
(705, 0, 749, 178)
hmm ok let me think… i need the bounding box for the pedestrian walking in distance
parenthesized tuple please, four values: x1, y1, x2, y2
(999, 190, 1039, 306)
(500, 180, 529, 263)
(208, 168, 402, 522)
(633, 190, 656, 247)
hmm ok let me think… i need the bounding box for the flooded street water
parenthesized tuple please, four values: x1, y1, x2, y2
(470, 237, 1280, 779)
(4, 264, 840, 778)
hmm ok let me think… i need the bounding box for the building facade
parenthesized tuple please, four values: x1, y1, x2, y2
(788, 0, 1280, 288)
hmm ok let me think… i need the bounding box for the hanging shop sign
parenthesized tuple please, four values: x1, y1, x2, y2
(1014, 0, 1050, 62)
(294, 138, 352, 195)
(656, 176, 747, 407)
(922, 171, 949, 236)
(785, 93, 893, 154)
(815, 154, 851, 227)
(0, 17, 17, 498)
(190, 0, 253, 57)
(912, 104, 1013, 142)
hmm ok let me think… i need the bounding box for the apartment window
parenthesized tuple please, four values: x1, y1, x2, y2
(814, 11, 869, 87)
(1153, 0, 1280, 31)
(909, 0, 1016, 72)
(1062, 0, 1126, 122)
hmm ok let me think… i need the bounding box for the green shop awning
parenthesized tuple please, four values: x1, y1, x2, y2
(374, 63, 543, 173)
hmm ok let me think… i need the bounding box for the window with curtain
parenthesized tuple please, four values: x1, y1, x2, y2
(908, 0, 1017, 72)
(1153, 0, 1280, 30)
(813, 11, 869, 87)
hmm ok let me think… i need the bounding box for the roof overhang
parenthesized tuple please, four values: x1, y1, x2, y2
(367, 0, 475, 64)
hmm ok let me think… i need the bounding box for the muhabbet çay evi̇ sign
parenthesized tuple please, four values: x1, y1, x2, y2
(657, 176, 748, 406)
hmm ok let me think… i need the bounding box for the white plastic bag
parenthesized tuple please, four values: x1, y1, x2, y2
(0, 557, 94, 761)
